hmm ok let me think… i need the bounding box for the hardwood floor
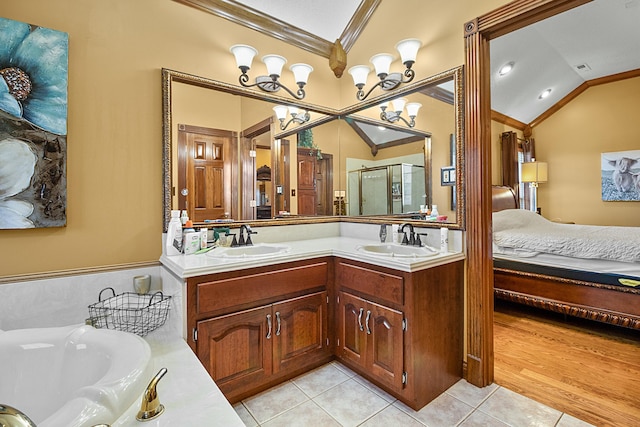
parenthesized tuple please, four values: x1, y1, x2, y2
(494, 300, 640, 427)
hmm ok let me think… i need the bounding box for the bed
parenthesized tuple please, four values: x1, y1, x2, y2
(491, 185, 640, 329)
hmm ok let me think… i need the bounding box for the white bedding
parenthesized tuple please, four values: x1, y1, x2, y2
(492, 209, 640, 263)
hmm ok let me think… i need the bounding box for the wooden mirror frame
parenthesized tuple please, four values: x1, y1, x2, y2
(162, 66, 465, 232)
(463, 0, 591, 387)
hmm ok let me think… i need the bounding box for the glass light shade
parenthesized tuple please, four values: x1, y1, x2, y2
(391, 98, 407, 113)
(379, 101, 390, 111)
(230, 44, 258, 69)
(290, 63, 313, 84)
(521, 162, 548, 183)
(273, 105, 288, 120)
(348, 65, 371, 86)
(370, 53, 394, 76)
(406, 102, 422, 117)
(262, 54, 286, 77)
(288, 106, 299, 116)
(395, 39, 422, 64)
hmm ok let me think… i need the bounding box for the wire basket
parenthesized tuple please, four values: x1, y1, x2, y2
(88, 287, 172, 336)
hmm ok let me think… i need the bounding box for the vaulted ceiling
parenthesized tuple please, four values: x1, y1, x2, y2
(173, 0, 640, 127)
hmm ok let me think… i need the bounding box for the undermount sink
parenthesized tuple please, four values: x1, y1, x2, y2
(211, 243, 290, 258)
(357, 243, 438, 258)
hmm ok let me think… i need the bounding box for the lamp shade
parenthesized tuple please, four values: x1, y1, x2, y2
(230, 44, 258, 69)
(262, 54, 286, 77)
(348, 65, 371, 87)
(370, 53, 394, 76)
(395, 39, 422, 65)
(273, 105, 288, 120)
(521, 161, 548, 183)
(290, 63, 313, 84)
(391, 98, 407, 114)
(406, 102, 422, 117)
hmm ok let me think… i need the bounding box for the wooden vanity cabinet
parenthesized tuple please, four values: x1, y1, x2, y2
(335, 258, 464, 410)
(186, 259, 332, 403)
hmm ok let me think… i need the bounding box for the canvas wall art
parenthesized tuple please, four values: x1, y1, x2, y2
(601, 150, 640, 202)
(0, 17, 68, 229)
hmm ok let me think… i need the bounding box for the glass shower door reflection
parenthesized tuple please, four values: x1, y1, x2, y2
(361, 168, 389, 215)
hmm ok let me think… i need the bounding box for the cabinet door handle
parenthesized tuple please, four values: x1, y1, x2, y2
(365, 310, 372, 335)
(266, 314, 272, 339)
(358, 308, 364, 331)
(275, 311, 281, 336)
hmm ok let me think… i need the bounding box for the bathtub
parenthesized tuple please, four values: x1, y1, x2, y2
(0, 325, 152, 427)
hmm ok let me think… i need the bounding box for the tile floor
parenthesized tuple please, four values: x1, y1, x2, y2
(233, 362, 594, 427)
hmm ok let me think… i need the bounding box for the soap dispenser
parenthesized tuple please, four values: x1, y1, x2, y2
(166, 210, 183, 256)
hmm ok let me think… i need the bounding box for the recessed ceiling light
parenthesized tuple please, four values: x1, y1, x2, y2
(538, 88, 552, 99)
(378, 126, 386, 131)
(498, 62, 514, 76)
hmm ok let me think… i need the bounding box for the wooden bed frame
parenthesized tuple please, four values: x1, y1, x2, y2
(491, 186, 640, 329)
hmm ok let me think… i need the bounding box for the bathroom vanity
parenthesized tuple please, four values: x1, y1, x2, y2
(162, 233, 464, 411)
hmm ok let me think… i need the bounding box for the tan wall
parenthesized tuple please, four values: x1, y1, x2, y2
(532, 77, 640, 226)
(0, 0, 509, 277)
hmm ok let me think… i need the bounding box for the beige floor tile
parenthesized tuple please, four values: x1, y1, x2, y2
(556, 413, 596, 427)
(458, 410, 510, 427)
(478, 387, 562, 427)
(395, 392, 474, 427)
(233, 402, 258, 427)
(292, 363, 351, 398)
(351, 374, 397, 403)
(261, 400, 342, 427)
(446, 379, 499, 408)
(359, 405, 425, 427)
(313, 379, 390, 427)
(242, 381, 309, 424)
(331, 361, 357, 378)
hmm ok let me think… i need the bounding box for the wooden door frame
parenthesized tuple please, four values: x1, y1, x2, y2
(463, 0, 591, 387)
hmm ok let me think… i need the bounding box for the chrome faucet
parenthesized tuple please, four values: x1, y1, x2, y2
(0, 404, 36, 427)
(238, 224, 257, 246)
(136, 368, 168, 421)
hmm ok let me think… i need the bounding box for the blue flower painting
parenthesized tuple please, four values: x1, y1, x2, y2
(0, 17, 68, 228)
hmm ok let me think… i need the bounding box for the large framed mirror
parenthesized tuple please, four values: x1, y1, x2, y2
(162, 66, 464, 231)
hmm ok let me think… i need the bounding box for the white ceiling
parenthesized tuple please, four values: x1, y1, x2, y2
(235, 0, 362, 42)
(490, 0, 640, 124)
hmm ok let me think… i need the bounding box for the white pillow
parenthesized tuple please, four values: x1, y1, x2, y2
(492, 209, 549, 232)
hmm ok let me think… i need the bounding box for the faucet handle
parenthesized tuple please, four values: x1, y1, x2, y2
(415, 233, 428, 247)
(136, 368, 167, 421)
(401, 232, 409, 245)
(379, 224, 387, 243)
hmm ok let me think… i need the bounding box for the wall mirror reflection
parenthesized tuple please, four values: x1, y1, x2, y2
(162, 66, 464, 231)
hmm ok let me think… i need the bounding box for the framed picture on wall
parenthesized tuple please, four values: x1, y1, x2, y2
(601, 150, 640, 201)
(0, 17, 69, 229)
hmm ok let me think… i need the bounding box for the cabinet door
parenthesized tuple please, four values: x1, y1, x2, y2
(272, 291, 329, 374)
(337, 291, 367, 368)
(197, 305, 273, 396)
(365, 300, 404, 391)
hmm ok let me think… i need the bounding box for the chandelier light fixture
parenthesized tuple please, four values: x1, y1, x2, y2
(273, 105, 310, 130)
(230, 44, 313, 100)
(348, 38, 422, 101)
(379, 98, 422, 128)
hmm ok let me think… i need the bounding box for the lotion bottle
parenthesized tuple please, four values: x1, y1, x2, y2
(440, 227, 449, 253)
(166, 210, 183, 256)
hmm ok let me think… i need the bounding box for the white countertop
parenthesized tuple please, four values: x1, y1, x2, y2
(160, 236, 465, 279)
(112, 327, 245, 426)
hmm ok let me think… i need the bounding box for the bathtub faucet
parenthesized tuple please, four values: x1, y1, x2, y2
(136, 367, 168, 421)
(0, 404, 36, 427)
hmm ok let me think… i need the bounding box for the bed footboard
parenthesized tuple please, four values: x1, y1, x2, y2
(494, 267, 640, 330)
